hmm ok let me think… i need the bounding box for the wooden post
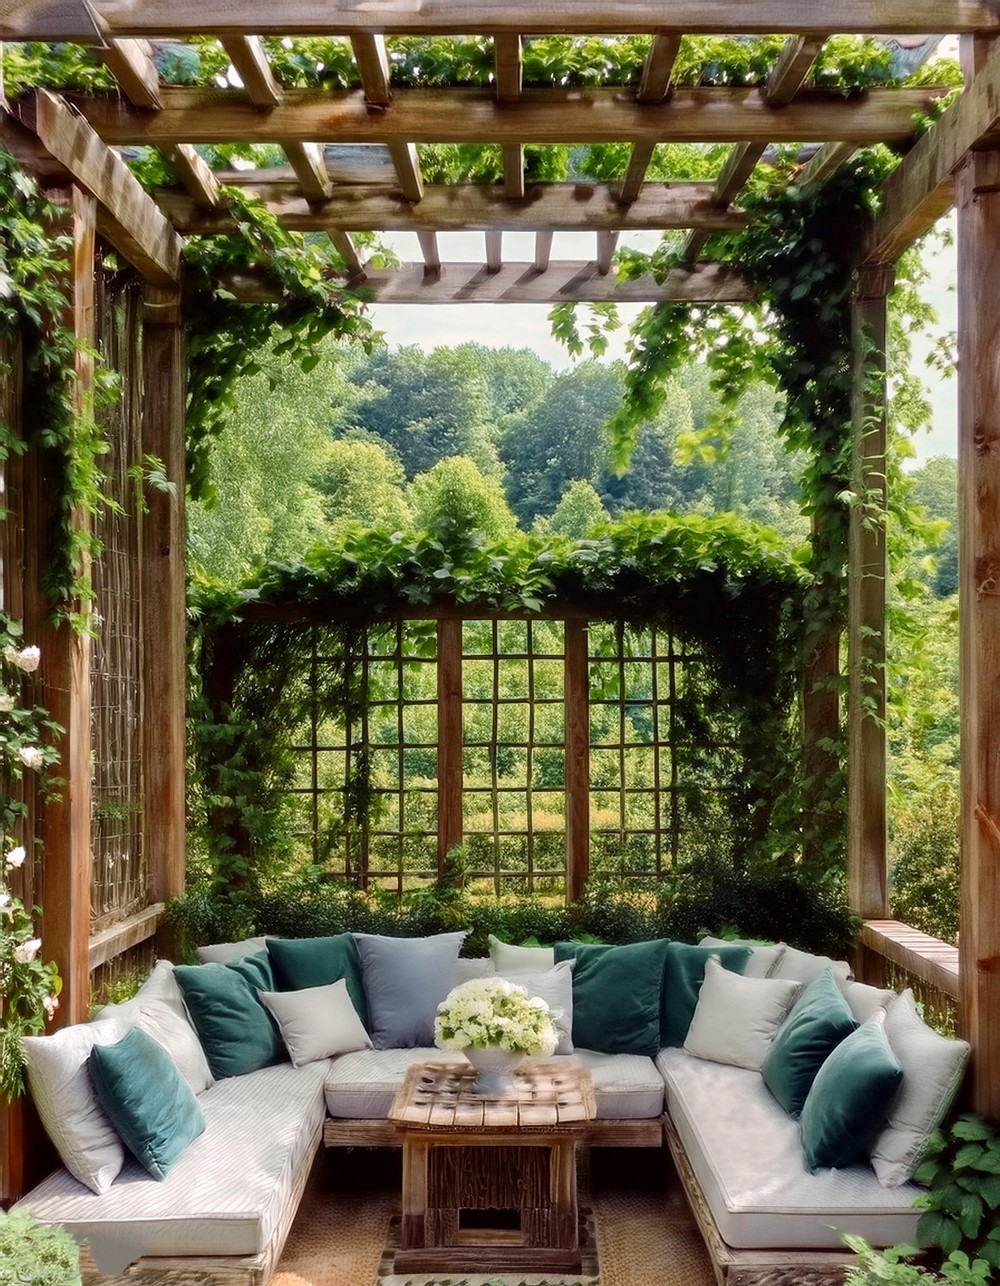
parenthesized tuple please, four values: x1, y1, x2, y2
(437, 617, 463, 872)
(847, 265, 893, 921)
(564, 619, 590, 904)
(955, 100, 1000, 1119)
(24, 185, 96, 1030)
(141, 286, 187, 924)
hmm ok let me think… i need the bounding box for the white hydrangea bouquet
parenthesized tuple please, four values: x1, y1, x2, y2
(434, 977, 558, 1056)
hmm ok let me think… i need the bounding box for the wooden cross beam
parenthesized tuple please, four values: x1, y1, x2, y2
(12, 90, 183, 285)
(5, 1, 995, 40)
(60, 86, 943, 148)
(153, 181, 749, 234)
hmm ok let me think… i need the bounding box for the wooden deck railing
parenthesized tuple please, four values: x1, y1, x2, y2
(859, 918, 959, 1034)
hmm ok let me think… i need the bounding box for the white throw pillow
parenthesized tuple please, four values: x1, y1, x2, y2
(488, 935, 555, 973)
(684, 958, 801, 1071)
(698, 935, 785, 979)
(96, 961, 214, 1095)
(260, 979, 373, 1067)
(769, 944, 851, 986)
(493, 961, 575, 1055)
(195, 935, 269, 963)
(22, 1019, 125, 1194)
(871, 990, 970, 1187)
(838, 977, 897, 1025)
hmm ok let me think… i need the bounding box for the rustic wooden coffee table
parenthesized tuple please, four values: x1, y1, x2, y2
(387, 1057, 596, 1275)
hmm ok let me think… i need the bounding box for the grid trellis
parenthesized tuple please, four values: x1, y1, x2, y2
(89, 274, 145, 932)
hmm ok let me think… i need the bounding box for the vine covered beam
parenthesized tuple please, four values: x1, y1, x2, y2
(6, 0, 995, 39)
(62, 86, 945, 148)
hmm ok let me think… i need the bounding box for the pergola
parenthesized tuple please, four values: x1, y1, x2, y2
(0, 0, 998, 1201)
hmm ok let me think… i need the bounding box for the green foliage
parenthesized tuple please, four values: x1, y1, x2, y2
(0, 149, 117, 624)
(844, 1236, 994, 1285)
(182, 187, 376, 500)
(409, 456, 518, 542)
(314, 437, 413, 532)
(542, 480, 611, 538)
(0, 1210, 81, 1286)
(167, 859, 854, 964)
(913, 1116, 1000, 1273)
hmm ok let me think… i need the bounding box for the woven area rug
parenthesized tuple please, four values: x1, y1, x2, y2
(270, 1148, 714, 1286)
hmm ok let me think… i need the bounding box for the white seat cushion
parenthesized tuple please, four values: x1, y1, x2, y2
(15, 1060, 329, 1270)
(656, 1047, 922, 1251)
(324, 1048, 663, 1121)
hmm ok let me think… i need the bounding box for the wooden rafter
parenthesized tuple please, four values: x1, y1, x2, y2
(485, 229, 503, 273)
(534, 230, 553, 273)
(795, 140, 858, 187)
(154, 181, 748, 234)
(681, 33, 825, 263)
(595, 229, 618, 276)
(417, 230, 441, 274)
(219, 260, 754, 304)
(351, 32, 426, 203)
(618, 36, 682, 206)
(329, 229, 365, 277)
(12, 89, 182, 285)
(7, 1, 994, 40)
(97, 39, 222, 210)
(61, 86, 943, 148)
(495, 34, 525, 200)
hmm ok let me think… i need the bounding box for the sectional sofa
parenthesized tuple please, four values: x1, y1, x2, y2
(13, 930, 969, 1286)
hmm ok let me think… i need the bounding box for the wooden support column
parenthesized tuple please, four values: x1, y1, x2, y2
(437, 617, 463, 872)
(956, 122, 1000, 1120)
(847, 265, 893, 921)
(564, 620, 590, 904)
(141, 286, 187, 923)
(26, 186, 96, 1029)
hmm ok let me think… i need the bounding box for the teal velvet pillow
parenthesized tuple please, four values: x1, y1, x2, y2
(88, 1027, 205, 1180)
(553, 939, 670, 1056)
(761, 967, 858, 1118)
(660, 943, 752, 1048)
(799, 1016, 904, 1171)
(267, 935, 368, 1030)
(174, 951, 285, 1079)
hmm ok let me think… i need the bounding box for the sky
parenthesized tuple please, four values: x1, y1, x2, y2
(369, 224, 959, 464)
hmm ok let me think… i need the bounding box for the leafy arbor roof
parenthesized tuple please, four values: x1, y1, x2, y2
(0, 7, 974, 306)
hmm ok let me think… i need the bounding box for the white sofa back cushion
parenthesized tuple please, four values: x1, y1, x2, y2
(22, 1019, 125, 1195)
(196, 936, 269, 964)
(96, 960, 214, 1095)
(769, 944, 851, 986)
(871, 990, 970, 1188)
(683, 958, 800, 1071)
(490, 961, 575, 1054)
(489, 935, 555, 973)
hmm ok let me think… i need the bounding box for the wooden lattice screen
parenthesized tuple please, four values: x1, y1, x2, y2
(276, 614, 751, 897)
(89, 273, 146, 931)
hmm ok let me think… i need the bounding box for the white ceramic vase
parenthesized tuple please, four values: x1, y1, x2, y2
(463, 1046, 524, 1096)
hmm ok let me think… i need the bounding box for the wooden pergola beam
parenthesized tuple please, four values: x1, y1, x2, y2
(12, 90, 182, 286)
(61, 86, 943, 148)
(154, 180, 748, 234)
(861, 41, 1000, 266)
(162, 144, 222, 208)
(795, 140, 858, 187)
(221, 35, 282, 106)
(682, 34, 822, 263)
(350, 33, 426, 202)
(485, 229, 503, 273)
(219, 260, 754, 304)
(417, 230, 441, 274)
(618, 35, 682, 202)
(8, 1, 994, 39)
(329, 230, 365, 278)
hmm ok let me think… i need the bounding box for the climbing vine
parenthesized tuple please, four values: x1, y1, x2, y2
(189, 512, 809, 896)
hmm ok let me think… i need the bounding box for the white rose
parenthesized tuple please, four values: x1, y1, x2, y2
(13, 937, 41, 963)
(0, 692, 14, 712)
(5, 845, 26, 868)
(43, 993, 59, 1019)
(4, 645, 40, 673)
(18, 746, 43, 770)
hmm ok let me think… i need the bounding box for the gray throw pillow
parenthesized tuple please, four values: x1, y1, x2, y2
(260, 979, 372, 1067)
(195, 935, 269, 964)
(354, 932, 467, 1049)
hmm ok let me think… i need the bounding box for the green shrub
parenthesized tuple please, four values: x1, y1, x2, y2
(0, 1211, 81, 1286)
(914, 1115, 1000, 1272)
(889, 782, 960, 945)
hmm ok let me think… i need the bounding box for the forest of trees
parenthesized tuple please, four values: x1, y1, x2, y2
(188, 335, 961, 942)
